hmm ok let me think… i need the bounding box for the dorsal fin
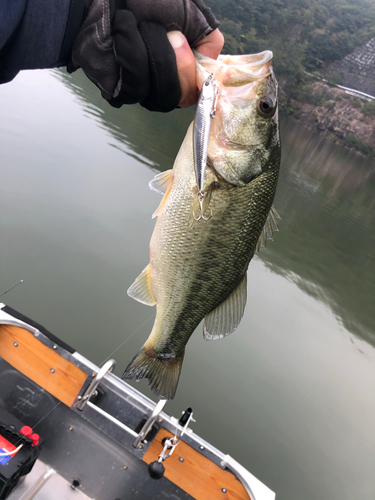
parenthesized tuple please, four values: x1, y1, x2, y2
(127, 264, 156, 306)
(203, 274, 247, 340)
(257, 205, 281, 252)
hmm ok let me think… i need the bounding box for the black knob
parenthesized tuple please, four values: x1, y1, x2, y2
(178, 407, 193, 426)
(148, 461, 165, 479)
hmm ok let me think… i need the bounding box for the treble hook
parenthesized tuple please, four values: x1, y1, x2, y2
(210, 85, 220, 119)
(193, 192, 212, 222)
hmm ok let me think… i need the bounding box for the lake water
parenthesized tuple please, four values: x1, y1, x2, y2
(0, 69, 374, 500)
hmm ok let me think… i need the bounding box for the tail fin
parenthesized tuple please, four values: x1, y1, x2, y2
(122, 347, 184, 400)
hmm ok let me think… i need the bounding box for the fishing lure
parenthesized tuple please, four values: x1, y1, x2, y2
(193, 73, 218, 221)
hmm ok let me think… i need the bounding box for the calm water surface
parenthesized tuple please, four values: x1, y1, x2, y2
(0, 69, 374, 500)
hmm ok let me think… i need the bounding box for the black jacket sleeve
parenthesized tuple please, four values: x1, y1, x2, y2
(0, 0, 89, 84)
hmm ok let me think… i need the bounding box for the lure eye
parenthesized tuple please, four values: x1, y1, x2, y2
(257, 95, 277, 118)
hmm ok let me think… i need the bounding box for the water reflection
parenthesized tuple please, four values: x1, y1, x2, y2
(1, 68, 374, 500)
(52, 69, 194, 171)
(56, 69, 375, 348)
(272, 120, 375, 347)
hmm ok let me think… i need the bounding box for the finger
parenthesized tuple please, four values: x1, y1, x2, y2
(195, 29, 224, 60)
(168, 31, 197, 108)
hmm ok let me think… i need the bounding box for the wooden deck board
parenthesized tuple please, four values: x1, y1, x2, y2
(0, 324, 87, 407)
(143, 428, 250, 500)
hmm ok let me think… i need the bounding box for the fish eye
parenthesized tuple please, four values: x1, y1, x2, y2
(257, 95, 277, 118)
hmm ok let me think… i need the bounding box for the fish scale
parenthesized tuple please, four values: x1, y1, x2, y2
(123, 51, 281, 399)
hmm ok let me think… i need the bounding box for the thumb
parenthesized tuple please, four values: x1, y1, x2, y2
(195, 29, 224, 60)
(168, 31, 197, 108)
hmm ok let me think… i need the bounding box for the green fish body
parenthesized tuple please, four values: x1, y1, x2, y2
(124, 51, 281, 399)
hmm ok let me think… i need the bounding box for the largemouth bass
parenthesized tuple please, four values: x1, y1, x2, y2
(123, 51, 281, 399)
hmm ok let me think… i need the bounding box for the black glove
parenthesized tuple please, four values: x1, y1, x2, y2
(69, 0, 219, 112)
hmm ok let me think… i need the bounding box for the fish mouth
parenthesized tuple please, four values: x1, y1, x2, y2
(195, 50, 273, 88)
(208, 142, 267, 167)
(195, 49, 278, 186)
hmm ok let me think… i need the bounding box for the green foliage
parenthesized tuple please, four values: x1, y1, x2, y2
(205, 0, 375, 111)
(206, 0, 375, 157)
(220, 18, 244, 54)
(329, 74, 341, 85)
(362, 100, 375, 116)
(306, 89, 326, 106)
(207, 0, 375, 67)
(344, 133, 375, 156)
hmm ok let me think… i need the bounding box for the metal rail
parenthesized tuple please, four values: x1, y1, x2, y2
(75, 359, 116, 411)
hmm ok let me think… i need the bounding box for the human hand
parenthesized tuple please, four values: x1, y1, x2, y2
(168, 29, 224, 108)
(69, 0, 222, 112)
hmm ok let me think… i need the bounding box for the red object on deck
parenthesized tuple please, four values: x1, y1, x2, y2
(30, 434, 40, 446)
(20, 426, 33, 437)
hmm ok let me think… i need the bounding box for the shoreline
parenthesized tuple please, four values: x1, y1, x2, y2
(285, 80, 375, 160)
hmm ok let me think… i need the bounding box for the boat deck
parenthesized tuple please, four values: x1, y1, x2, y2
(8, 460, 92, 500)
(0, 304, 275, 500)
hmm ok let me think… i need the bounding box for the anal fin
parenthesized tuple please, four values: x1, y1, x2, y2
(127, 264, 156, 306)
(203, 274, 247, 341)
(257, 205, 281, 252)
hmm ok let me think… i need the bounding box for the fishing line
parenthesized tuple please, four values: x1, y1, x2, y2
(1, 270, 154, 439)
(0, 280, 24, 298)
(98, 314, 154, 367)
(27, 313, 154, 434)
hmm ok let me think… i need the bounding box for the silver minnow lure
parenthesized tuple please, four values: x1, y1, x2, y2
(193, 73, 218, 221)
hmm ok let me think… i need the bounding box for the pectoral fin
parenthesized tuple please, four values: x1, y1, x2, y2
(127, 264, 156, 306)
(203, 274, 247, 341)
(149, 169, 173, 195)
(151, 171, 174, 219)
